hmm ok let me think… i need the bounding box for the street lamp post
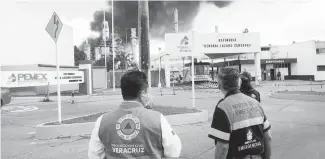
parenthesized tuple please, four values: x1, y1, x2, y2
(158, 47, 162, 88)
(103, 9, 109, 89)
(112, 0, 116, 91)
(182, 57, 185, 78)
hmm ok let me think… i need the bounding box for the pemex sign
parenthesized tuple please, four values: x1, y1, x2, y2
(1, 71, 84, 87)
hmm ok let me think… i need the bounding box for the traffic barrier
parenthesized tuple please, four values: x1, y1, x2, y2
(196, 82, 218, 89)
(172, 82, 176, 95)
(42, 82, 51, 102)
(71, 90, 75, 104)
(160, 87, 163, 96)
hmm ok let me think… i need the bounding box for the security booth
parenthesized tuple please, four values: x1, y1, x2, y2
(261, 58, 297, 81)
(79, 60, 94, 95)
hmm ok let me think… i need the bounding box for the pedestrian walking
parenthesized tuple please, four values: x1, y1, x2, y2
(88, 71, 182, 159)
(240, 71, 261, 102)
(277, 72, 281, 80)
(209, 67, 272, 159)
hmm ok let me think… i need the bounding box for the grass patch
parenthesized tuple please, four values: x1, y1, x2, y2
(45, 105, 201, 125)
(278, 91, 325, 96)
(12, 91, 85, 97)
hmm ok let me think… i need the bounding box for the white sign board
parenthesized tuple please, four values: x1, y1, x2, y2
(165, 32, 260, 57)
(165, 32, 194, 57)
(225, 54, 249, 60)
(52, 71, 84, 85)
(0, 71, 84, 88)
(45, 12, 63, 43)
(194, 75, 211, 81)
(195, 33, 261, 54)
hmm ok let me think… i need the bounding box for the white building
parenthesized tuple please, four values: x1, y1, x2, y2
(213, 40, 325, 81)
(0, 3, 77, 95)
(151, 40, 325, 81)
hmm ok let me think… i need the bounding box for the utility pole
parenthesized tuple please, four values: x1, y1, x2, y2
(238, 55, 241, 72)
(158, 47, 162, 88)
(138, 0, 151, 91)
(182, 57, 185, 77)
(172, 7, 178, 95)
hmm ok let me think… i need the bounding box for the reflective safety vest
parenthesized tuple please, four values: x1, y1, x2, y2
(209, 89, 271, 159)
(98, 101, 164, 159)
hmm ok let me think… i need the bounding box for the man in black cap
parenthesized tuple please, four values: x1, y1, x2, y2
(88, 71, 182, 159)
(209, 67, 272, 159)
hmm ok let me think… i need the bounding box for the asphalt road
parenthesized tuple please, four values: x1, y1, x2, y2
(1, 87, 325, 159)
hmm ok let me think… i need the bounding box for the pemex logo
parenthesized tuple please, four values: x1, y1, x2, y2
(8, 73, 16, 82)
(180, 36, 189, 45)
(247, 129, 253, 141)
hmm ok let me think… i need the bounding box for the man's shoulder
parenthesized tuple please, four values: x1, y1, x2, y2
(248, 89, 260, 95)
(216, 98, 225, 106)
(141, 108, 163, 120)
(225, 93, 260, 106)
(99, 111, 116, 122)
(143, 108, 163, 115)
(223, 93, 245, 101)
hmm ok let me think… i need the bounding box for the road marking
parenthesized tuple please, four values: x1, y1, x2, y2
(2, 106, 38, 113)
(30, 141, 46, 145)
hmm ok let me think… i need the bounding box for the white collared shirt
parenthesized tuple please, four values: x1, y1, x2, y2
(88, 105, 182, 159)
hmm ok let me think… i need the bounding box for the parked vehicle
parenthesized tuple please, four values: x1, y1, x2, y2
(182, 62, 213, 83)
(1, 87, 12, 107)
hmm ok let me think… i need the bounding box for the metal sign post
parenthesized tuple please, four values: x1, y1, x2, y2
(46, 12, 63, 123)
(112, 0, 116, 91)
(191, 53, 195, 109)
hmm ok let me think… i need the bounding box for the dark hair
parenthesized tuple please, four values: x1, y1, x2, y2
(240, 78, 254, 94)
(240, 71, 252, 81)
(120, 71, 148, 100)
(217, 67, 240, 91)
(240, 71, 253, 94)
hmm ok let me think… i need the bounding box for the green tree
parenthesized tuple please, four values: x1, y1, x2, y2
(81, 32, 131, 72)
(116, 51, 132, 71)
(94, 55, 120, 71)
(74, 46, 86, 66)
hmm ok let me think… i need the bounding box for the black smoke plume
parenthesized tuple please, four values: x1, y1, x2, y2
(90, 1, 233, 41)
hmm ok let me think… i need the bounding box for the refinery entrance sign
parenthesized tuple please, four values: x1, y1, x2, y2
(195, 33, 260, 54)
(165, 31, 260, 56)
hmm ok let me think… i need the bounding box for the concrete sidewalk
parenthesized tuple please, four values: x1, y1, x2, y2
(8, 83, 324, 107)
(2, 88, 325, 159)
(258, 80, 325, 86)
